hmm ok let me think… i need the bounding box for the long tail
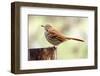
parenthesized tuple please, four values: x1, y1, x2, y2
(66, 37, 84, 42)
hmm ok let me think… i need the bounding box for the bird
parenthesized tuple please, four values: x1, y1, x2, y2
(41, 24, 84, 46)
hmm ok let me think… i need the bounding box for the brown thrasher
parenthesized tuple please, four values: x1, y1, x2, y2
(41, 24, 84, 46)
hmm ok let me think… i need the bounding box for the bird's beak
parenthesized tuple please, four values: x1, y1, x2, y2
(41, 25, 44, 27)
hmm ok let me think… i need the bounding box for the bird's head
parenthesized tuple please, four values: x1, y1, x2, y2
(41, 24, 52, 31)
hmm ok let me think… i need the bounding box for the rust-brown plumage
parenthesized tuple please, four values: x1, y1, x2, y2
(42, 24, 84, 46)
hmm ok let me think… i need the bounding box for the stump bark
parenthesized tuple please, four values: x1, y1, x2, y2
(28, 46, 57, 60)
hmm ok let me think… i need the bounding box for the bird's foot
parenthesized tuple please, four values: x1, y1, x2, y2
(53, 46, 57, 49)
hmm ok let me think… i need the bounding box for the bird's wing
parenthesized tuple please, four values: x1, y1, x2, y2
(48, 28, 67, 42)
(48, 28, 84, 42)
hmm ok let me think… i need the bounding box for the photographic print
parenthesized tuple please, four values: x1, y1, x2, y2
(28, 15, 87, 61)
(11, 2, 97, 74)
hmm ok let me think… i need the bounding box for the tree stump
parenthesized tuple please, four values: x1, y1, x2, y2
(28, 46, 57, 60)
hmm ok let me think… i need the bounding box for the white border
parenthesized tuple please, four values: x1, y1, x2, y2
(20, 7, 95, 70)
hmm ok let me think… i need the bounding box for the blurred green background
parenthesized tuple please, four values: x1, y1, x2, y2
(28, 15, 88, 59)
